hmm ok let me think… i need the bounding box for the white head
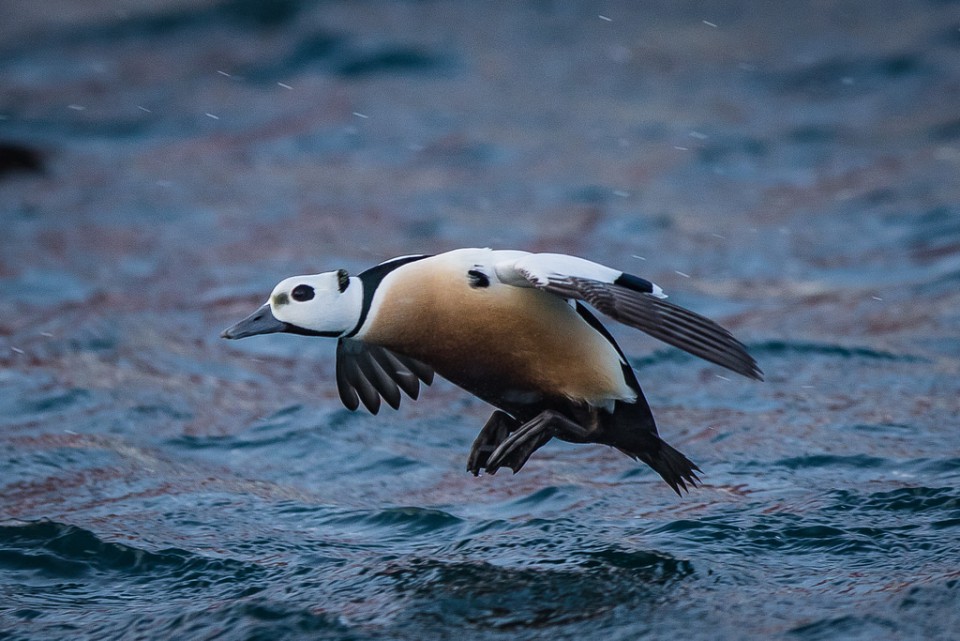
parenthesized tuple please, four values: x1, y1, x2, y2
(221, 269, 363, 339)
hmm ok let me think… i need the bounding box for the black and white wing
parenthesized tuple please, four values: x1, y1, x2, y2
(494, 253, 763, 381)
(335, 339, 435, 414)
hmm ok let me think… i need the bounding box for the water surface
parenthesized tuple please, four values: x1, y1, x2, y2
(2, 2, 959, 639)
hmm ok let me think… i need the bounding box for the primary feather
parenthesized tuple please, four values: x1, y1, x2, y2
(495, 252, 761, 381)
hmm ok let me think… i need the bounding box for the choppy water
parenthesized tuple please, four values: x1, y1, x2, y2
(2, 1, 959, 639)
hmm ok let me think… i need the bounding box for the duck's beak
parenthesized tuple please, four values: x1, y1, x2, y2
(221, 304, 287, 339)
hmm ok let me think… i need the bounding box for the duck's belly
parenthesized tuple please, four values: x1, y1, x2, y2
(357, 253, 634, 409)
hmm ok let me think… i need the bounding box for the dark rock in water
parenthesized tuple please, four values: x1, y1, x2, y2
(0, 142, 44, 177)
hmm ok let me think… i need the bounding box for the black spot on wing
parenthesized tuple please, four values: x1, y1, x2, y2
(335, 339, 434, 414)
(542, 277, 763, 381)
(613, 272, 657, 294)
(468, 268, 490, 288)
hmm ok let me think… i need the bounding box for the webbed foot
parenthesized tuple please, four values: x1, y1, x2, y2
(485, 410, 592, 474)
(467, 410, 519, 475)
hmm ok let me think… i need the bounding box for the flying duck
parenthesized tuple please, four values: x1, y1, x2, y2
(221, 248, 762, 494)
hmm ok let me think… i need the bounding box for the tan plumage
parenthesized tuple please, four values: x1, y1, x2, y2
(357, 253, 635, 410)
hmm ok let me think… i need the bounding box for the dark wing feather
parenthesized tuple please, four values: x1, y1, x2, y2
(529, 275, 763, 381)
(335, 339, 434, 414)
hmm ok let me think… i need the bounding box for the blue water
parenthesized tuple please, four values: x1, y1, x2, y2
(2, 1, 960, 639)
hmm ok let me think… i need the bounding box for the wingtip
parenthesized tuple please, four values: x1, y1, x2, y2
(745, 360, 765, 382)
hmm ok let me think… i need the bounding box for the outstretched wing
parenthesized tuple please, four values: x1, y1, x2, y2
(495, 253, 763, 381)
(335, 339, 435, 414)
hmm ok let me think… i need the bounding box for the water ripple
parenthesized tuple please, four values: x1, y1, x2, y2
(378, 546, 692, 630)
(0, 520, 261, 583)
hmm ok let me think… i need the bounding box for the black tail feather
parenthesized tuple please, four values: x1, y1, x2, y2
(602, 395, 701, 496)
(575, 303, 705, 495)
(617, 436, 702, 496)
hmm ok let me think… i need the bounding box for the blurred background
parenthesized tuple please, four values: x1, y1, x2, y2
(1, 1, 959, 639)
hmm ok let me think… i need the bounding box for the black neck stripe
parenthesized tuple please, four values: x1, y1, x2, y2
(344, 254, 432, 338)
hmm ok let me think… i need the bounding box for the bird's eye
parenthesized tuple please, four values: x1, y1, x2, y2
(291, 284, 315, 302)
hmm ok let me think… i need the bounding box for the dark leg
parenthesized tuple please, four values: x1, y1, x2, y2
(467, 410, 519, 475)
(485, 410, 593, 474)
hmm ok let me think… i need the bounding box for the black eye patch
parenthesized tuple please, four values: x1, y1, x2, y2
(291, 284, 315, 302)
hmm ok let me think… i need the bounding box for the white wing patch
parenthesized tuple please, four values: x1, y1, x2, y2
(494, 252, 666, 298)
(496, 253, 622, 288)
